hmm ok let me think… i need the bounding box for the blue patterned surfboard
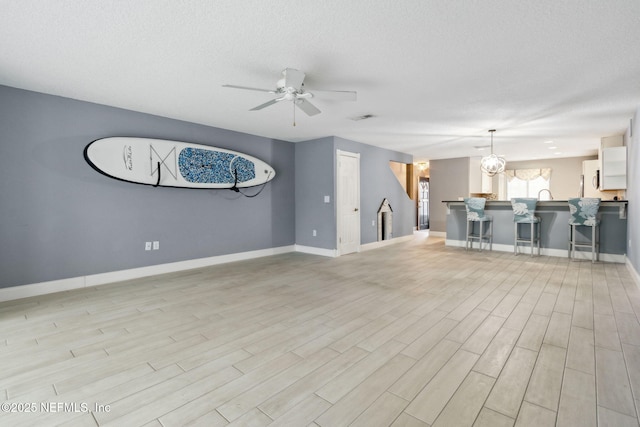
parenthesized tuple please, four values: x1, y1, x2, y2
(178, 148, 256, 184)
(85, 137, 275, 189)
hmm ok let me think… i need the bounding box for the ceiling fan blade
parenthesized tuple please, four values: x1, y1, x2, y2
(222, 84, 274, 93)
(312, 89, 357, 101)
(283, 68, 305, 90)
(250, 99, 279, 111)
(296, 99, 321, 116)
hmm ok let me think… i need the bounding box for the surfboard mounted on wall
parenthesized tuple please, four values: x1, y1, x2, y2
(84, 137, 276, 190)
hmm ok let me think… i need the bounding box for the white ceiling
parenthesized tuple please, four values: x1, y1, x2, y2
(2, 1, 639, 162)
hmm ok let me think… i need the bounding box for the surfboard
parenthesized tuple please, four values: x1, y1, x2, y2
(84, 137, 276, 189)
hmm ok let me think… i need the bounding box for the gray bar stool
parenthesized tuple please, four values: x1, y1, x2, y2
(464, 197, 493, 252)
(511, 198, 541, 256)
(568, 197, 601, 263)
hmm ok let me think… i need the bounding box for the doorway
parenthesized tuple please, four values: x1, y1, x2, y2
(418, 177, 429, 230)
(337, 150, 361, 255)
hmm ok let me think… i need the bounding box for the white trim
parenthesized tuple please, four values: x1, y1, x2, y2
(445, 239, 626, 263)
(627, 257, 640, 288)
(294, 245, 338, 258)
(4, 238, 629, 303)
(0, 245, 295, 303)
(361, 234, 415, 251)
(0, 277, 86, 303)
(0, 234, 420, 303)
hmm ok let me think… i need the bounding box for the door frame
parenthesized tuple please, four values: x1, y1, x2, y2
(336, 149, 361, 256)
(418, 177, 430, 230)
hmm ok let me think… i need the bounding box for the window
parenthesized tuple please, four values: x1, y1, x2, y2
(505, 168, 551, 199)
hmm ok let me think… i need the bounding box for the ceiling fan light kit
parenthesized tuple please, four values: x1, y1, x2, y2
(223, 68, 356, 125)
(480, 129, 506, 177)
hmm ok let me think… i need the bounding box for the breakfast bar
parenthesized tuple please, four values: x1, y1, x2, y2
(443, 200, 628, 262)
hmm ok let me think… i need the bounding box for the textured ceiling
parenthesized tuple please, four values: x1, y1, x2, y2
(2, 1, 639, 162)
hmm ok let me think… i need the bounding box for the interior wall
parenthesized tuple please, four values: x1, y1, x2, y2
(294, 137, 336, 249)
(388, 161, 408, 194)
(468, 157, 483, 194)
(0, 85, 295, 288)
(429, 157, 470, 233)
(628, 107, 639, 274)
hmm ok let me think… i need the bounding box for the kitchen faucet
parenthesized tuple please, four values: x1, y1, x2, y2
(538, 189, 553, 200)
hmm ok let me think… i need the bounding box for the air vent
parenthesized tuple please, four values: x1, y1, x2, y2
(351, 114, 375, 121)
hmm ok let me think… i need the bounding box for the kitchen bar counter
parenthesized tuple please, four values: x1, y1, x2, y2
(442, 200, 628, 262)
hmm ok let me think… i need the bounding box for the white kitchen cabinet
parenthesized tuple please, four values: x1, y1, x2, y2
(600, 146, 627, 190)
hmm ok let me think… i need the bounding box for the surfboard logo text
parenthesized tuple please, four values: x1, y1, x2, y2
(123, 145, 133, 171)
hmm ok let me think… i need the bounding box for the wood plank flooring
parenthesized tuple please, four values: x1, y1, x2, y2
(1, 234, 640, 426)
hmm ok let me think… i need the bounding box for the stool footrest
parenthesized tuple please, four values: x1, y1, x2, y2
(514, 220, 541, 256)
(465, 218, 493, 252)
(569, 223, 599, 263)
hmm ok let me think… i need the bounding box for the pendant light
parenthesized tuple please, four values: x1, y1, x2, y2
(480, 129, 506, 176)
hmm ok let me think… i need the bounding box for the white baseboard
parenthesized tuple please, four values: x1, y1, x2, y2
(294, 245, 338, 258)
(296, 234, 415, 257)
(16, 234, 628, 303)
(627, 257, 640, 288)
(361, 234, 415, 251)
(0, 245, 295, 303)
(1, 234, 425, 303)
(0, 276, 87, 303)
(445, 239, 626, 263)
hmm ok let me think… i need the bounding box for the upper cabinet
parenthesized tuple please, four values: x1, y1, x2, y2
(601, 146, 627, 190)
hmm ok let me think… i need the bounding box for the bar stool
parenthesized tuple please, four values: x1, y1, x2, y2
(568, 198, 601, 263)
(511, 198, 541, 256)
(463, 197, 493, 252)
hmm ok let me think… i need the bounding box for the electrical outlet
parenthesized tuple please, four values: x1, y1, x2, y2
(153, 241, 159, 250)
(312, 230, 317, 237)
(145, 242, 152, 251)
(324, 195, 330, 203)
(372, 220, 375, 226)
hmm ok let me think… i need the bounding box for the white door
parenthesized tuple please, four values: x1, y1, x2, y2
(337, 150, 360, 255)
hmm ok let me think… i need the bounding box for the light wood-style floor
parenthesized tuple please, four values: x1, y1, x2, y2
(1, 234, 640, 426)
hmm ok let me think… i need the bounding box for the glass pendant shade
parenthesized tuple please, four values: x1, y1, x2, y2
(480, 129, 506, 177)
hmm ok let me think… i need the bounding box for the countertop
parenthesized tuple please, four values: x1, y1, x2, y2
(443, 199, 627, 206)
(442, 199, 628, 218)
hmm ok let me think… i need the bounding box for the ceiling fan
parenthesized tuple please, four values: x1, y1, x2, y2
(222, 68, 357, 121)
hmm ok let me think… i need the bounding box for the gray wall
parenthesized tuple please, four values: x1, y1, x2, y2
(295, 136, 415, 249)
(295, 137, 336, 249)
(0, 85, 295, 288)
(628, 106, 639, 273)
(429, 157, 470, 232)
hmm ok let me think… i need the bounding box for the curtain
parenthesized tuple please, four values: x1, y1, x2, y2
(505, 168, 551, 182)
